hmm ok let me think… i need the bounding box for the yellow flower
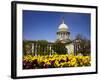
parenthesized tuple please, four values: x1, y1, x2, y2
(23, 54, 91, 68)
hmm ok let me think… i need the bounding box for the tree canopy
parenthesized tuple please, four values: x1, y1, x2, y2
(52, 42, 67, 54)
(75, 34, 91, 56)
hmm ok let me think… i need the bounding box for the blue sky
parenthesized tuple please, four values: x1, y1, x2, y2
(23, 10, 90, 41)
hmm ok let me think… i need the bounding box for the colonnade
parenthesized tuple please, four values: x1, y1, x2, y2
(25, 42, 81, 56)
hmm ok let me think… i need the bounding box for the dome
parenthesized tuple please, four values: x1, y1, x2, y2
(58, 23, 68, 30)
(58, 18, 69, 31)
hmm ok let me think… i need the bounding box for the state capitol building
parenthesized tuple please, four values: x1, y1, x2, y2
(24, 18, 81, 55)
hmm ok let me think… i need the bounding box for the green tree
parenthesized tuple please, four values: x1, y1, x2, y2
(52, 42, 67, 54)
(75, 34, 91, 56)
(23, 40, 50, 56)
(23, 40, 32, 55)
(36, 40, 49, 55)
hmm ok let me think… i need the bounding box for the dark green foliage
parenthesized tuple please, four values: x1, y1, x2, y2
(23, 40, 50, 55)
(52, 42, 67, 54)
(75, 34, 91, 56)
(36, 40, 48, 55)
(23, 41, 32, 55)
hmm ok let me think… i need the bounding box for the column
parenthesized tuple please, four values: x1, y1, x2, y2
(32, 43, 34, 55)
(58, 33, 60, 39)
(35, 43, 37, 56)
(59, 33, 61, 39)
(61, 33, 63, 38)
(65, 32, 67, 39)
(66, 33, 68, 39)
(49, 44, 51, 55)
(74, 44, 76, 55)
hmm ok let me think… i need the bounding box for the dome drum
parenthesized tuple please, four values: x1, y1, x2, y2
(57, 31, 70, 35)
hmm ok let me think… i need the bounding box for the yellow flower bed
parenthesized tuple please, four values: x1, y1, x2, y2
(23, 54, 91, 69)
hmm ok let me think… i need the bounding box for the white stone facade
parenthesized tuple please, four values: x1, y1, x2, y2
(65, 43, 74, 54)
